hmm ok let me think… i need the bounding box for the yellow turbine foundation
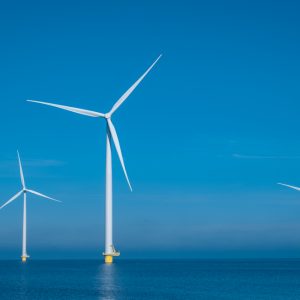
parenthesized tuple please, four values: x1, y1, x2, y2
(105, 255, 113, 264)
(21, 256, 27, 263)
(103, 249, 120, 264)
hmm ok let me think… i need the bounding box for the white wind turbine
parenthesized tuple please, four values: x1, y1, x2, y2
(27, 55, 162, 263)
(278, 182, 300, 191)
(0, 151, 60, 262)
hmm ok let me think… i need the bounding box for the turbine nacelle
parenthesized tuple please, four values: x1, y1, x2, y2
(104, 113, 111, 120)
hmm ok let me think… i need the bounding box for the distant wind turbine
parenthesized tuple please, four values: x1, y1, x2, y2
(277, 182, 300, 191)
(27, 55, 162, 263)
(0, 151, 60, 262)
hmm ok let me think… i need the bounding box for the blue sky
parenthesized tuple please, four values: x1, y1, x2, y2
(1, 0, 300, 259)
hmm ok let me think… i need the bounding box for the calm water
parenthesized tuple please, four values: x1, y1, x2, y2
(0, 259, 300, 299)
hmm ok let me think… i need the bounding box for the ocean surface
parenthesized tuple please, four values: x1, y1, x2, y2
(0, 259, 300, 299)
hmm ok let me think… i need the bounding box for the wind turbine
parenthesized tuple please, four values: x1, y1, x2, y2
(27, 55, 162, 263)
(277, 182, 300, 191)
(0, 151, 60, 262)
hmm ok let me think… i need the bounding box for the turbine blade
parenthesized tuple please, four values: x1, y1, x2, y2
(17, 151, 25, 188)
(0, 190, 23, 210)
(26, 189, 61, 202)
(109, 54, 162, 116)
(27, 100, 105, 118)
(278, 182, 300, 191)
(107, 119, 132, 191)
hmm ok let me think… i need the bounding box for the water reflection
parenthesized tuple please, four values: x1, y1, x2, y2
(19, 261, 29, 298)
(96, 263, 120, 300)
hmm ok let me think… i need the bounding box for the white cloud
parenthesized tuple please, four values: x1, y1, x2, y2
(233, 153, 300, 160)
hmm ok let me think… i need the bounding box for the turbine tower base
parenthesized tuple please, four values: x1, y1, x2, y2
(21, 255, 28, 263)
(105, 255, 113, 264)
(103, 249, 120, 264)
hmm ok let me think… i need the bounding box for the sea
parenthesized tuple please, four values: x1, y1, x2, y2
(0, 259, 300, 299)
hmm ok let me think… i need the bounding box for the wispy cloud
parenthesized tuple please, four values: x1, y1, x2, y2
(233, 153, 300, 160)
(0, 159, 67, 179)
(0, 159, 66, 168)
(23, 159, 66, 167)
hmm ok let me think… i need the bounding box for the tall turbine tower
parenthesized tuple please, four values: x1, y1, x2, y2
(27, 55, 162, 263)
(0, 151, 60, 262)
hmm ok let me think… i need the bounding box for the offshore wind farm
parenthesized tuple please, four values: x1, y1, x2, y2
(2, 0, 300, 299)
